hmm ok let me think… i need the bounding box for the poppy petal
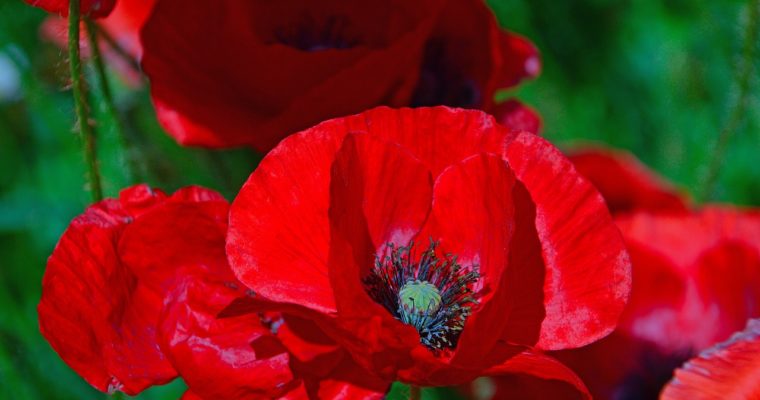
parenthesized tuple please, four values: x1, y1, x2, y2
(140, 0, 438, 150)
(326, 132, 435, 379)
(661, 319, 760, 400)
(331, 132, 433, 250)
(491, 99, 542, 135)
(414, 153, 519, 365)
(38, 198, 176, 394)
(118, 198, 230, 294)
(160, 275, 299, 399)
(227, 127, 347, 314)
(504, 132, 631, 350)
(497, 32, 541, 86)
(308, 354, 390, 399)
(341, 107, 513, 178)
(568, 147, 688, 215)
(485, 350, 591, 400)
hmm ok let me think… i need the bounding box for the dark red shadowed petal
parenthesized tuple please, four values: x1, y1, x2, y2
(227, 127, 348, 314)
(25, 0, 116, 18)
(411, 0, 499, 109)
(568, 147, 688, 215)
(277, 314, 344, 376)
(484, 350, 590, 400)
(141, 0, 438, 150)
(661, 319, 760, 400)
(504, 132, 631, 350)
(414, 153, 521, 366)
(160, 276, 299, 400)
(307, 354, 389, 400)
(281, 317, 390, 399)
(497, 32, 541, 87)
(326, 132, 434, 380)
(492, 99, 542, 135)
(496, 182, 546, 346)
(410, 0, 539, 110)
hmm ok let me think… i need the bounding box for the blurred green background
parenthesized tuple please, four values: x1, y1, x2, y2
(0, 0, 757, 398)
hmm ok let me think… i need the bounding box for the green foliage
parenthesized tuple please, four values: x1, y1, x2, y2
(0, 0, 756, 399)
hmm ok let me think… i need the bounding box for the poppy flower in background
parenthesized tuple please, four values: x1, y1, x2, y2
(140, 0, 540, 150)
(661, 318, 760, 400)
(226, 106, 631, 390)
(25, 0, 116, 18)
(550, 148, 760, 400)
(38, 184, 387, 399)
(568, 147, 689, 215)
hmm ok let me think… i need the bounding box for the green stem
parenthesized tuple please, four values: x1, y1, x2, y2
(700, 0, 759, 201)
(68, 0, 103, 202)
(84, 18, 138, 183)
(409, 385, 422, 400)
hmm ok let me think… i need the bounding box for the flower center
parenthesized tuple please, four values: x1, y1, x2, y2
(364, 241, 480, 352)
(399, 280, 442, 315)
(274, 14, 359, 51)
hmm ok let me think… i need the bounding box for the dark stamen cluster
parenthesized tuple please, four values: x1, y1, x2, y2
(363, 240, 480, 351)
(274, 14, 358, 51)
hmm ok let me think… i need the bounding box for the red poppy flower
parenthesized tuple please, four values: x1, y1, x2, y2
(226, 106, 631, 387)
(39, 184, 387, 398)
(25, 0, 116, 18)
(661, 318, 760, 400)
(140, 0, 540, 150)
(554, 207, 760, 399)
(567, 147, 689, 215)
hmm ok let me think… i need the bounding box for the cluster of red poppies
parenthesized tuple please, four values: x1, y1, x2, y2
(28, 0, 760, 399)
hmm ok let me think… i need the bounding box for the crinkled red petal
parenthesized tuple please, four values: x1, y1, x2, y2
(37, 184, 230, 395)
(160, 275, 299, 400)
(141, 0, 438, 150)
(662, 319, 760, 400)
(504, 133, 632, 350)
